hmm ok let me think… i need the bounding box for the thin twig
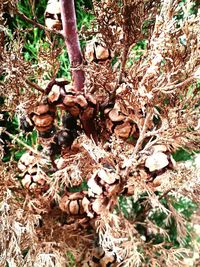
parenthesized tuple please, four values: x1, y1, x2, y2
(5, 131, 44, 157)
(15, 9, 63, 38)
(133, 188, 175, 223)
(116, 46, 129, 87)
(153, 77, 194, 92)
(25, 79, 44, 93)
(125, 111, 153, 175)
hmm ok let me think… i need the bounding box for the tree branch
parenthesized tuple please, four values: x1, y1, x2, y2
(25, 79, 44, 93)
(60, 0, 85, 92)
(15, 9, 63, 37)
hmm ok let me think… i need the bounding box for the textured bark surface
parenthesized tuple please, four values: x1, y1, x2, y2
(60, 0, 85, 91)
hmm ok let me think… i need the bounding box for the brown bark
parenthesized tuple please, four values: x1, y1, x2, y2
(60, 0, 85, 92)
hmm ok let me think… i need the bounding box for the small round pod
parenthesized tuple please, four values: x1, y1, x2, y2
(114, 121, 136, 139)
(100, 252, 117, 267)
(63, 95, 77, 107)
(108, 108, 125, 122)
(76, 95, 88, 108)
(21, 172, 47, 191)
(82, 196, 94, 218)
(56, 129, 77, 147)
(45, 0, 62, 31)
(98, 168, 117, 185)
(32, 104, 52, 116)
(85, 40, 112, 63)
(30, 103, 56, 135)
(59, 192, 85, 215)
(47, 84, 61, 104)
(32, 114, 54, 132)
(87, 174, 103, 197)
(121, 184, 135, 196)
(18, 152, 36, 172)
(94, 42, 111, 61)
(63, 95, 81, 116)
(152, 175, 163, 187)
(145, 151, 169, 172)
(92, 249, 117, 267)
(32, 172, 46, 185)
(21, 173, 32, 188)
(91, 198, 106, 215)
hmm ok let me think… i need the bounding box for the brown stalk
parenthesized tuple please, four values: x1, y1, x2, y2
(60, 0, 85, 92)
(25, 79, 44, 93)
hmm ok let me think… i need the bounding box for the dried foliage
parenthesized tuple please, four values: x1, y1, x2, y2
(0, 0, 200, 266)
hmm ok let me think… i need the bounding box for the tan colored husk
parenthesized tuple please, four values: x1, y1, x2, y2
(145, 152, 169, 172)
(95, 44, 110, 60)
(108, 108, 125, 122)
(114, 121, 132, 138)
(45, 18, 62, 31)
(32, 114, 54, 127)
(48, 84, 60, 103)
(32, 104, 50, 115)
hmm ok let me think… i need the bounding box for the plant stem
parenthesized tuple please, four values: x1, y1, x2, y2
(60, 0, 85, 92)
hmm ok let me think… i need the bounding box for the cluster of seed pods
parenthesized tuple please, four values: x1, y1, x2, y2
(59, 162, 122, 217)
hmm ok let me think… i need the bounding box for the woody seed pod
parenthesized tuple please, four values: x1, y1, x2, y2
(18, 152, 35, 172)
(108, 109, 125, 122)
(48, 84, 61, 103)
(114, 121, 133, 138)
(95, 43, 110, 61)
(145, 152, 169, 172)
(45, 0, 62, 31)
(33, 104, 50, 115)
(59, 193, 85, 215)
(32, 114, 54, 128)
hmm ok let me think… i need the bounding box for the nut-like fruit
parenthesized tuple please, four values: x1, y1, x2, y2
(95, 43, 110, 60)
(59, 193, 85, 215)
(33, 104, 50, 115)
(88, 176, 103, 196)
(45, 0, 62, 31)
(114, 121, 133, 138)
(63, 95, 77, 106)
(108, 109, 125, 122)
(76, 95, 88, 108)
(32, 114, 54, 127)
(48, 84, 60, 103)
(21, 174, 32, 188)
(85, 41, 112, 62)
(145, 152, 169, 172)
(18, 152, 35, 172)
(98, 169, 117, 185)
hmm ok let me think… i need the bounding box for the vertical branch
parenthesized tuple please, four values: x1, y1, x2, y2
(60, 0, 85, 92)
